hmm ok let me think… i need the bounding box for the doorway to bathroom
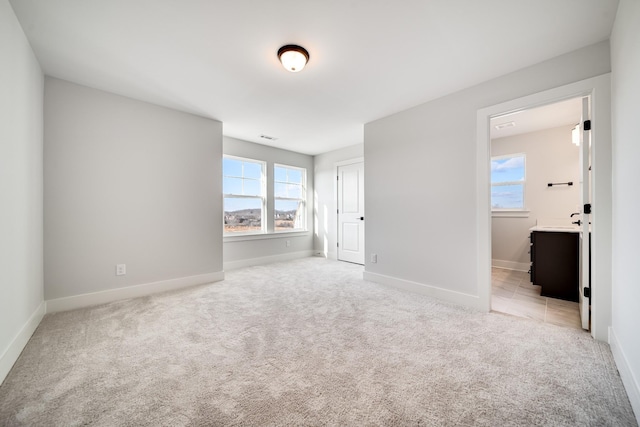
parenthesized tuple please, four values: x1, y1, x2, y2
(476, 74, 612, 341)
(489, 97, 587, 330)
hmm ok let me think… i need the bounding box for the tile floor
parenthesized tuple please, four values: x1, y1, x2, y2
(491, 267, 584, 330)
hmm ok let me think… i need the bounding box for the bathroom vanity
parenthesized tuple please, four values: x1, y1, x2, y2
(529, 226, 580, 302)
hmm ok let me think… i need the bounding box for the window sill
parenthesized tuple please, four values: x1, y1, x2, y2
(492, 210, 530, 218)
(224, 230, 310, 243)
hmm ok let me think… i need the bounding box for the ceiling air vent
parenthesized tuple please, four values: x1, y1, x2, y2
(260, 134, 278, 141)
(494, 121, 516, 130)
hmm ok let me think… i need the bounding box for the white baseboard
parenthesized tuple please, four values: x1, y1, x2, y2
(0, 301, 46, 385)
(609, 327, 640, 424)
(223, 250, 314, 271)
(491, 259, 530, 272)
(363, 271, 482, 310)
(46, 271, 225, 313)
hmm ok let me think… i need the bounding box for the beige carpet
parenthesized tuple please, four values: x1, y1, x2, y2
(0, 258, 636, 426)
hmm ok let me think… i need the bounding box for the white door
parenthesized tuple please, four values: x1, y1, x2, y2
(337, 161, 365, 264)
(579, 96, 591, 331)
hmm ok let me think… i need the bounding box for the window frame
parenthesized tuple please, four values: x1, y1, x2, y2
(491, 152, 528, 216)
(222, 155, 267, 235)
(273, 163, 307, 233)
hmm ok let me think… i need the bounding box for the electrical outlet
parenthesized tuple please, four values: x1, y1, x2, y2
(116, 264, 126, 276)
(371, 254, 377, 263)
(286, 240, 291, 247)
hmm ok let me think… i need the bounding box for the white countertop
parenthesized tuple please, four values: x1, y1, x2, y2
(529, 225, 581, 233)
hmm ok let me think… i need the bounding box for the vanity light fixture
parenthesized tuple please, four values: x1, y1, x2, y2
(278, 45, 309, 72)
(571, 124, 580, 146)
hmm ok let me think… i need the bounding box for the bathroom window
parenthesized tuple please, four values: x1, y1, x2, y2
(274, 164, 306, 231)
(223, 156, 266, 234)
(491, 153, 526, 211)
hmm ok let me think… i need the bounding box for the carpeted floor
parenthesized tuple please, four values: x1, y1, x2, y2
(0, 258, 636, 426)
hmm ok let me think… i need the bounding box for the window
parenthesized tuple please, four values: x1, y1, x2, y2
(274, 164, 306, 231)
(491, 153, 526, 210)
(223, 156, 265, 234)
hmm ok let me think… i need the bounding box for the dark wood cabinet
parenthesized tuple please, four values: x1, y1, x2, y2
(530, 231, 579, 302)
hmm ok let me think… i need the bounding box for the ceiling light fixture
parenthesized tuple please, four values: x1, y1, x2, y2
(278, 45, 309, 73)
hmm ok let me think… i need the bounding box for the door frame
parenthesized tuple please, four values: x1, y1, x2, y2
(476, 74, 611, 341)
(335, 157, 364, 263)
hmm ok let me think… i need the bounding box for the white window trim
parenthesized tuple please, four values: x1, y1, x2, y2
(223, 155, 267, 236)
(491, 153, 527, 214)
(223, 230, 310, 243)
(492, 210, 530, 218)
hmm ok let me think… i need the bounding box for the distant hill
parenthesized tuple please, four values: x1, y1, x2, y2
(225, 209, 260, 217)
(225, 209, 297, 216)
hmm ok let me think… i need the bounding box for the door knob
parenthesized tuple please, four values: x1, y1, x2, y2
(358, 217, 364, 220)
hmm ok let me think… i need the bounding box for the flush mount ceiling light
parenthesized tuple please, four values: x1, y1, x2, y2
(277, 45, 309, 72)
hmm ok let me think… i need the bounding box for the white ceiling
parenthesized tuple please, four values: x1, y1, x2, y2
(490, 97, 583, 139)
(9, 0, 619, 155)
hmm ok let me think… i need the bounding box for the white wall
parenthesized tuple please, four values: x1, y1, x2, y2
(313, 144, 364, 259)
(223, 136, 314, 269)
(44, 78, 223, 304)
(492, 125, 580, 270)
(363, 42, 610, 307)
(610, 0, 640, 420)
(0, 0, 44, 383)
